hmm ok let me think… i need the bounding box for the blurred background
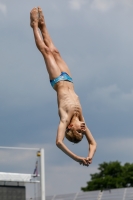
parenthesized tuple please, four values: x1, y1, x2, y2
(0, 0, 133, 198)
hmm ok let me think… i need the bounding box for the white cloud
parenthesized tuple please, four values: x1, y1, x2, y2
(69, 0, 86, 10)
(68, 0, 133, 11)
(90, 0, 133, 12)
(89, 84, 133, 112)
(0, 147, 38, 173)
(46, 163, 98, 195)
(96, 137, 133, 164)
(0, 2, 7, 15)
(90, 0, 115, 12)
(123, 0, 133, 7)
(0, 64, 53, 109)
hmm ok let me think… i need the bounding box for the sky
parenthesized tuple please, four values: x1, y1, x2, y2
(0, 0, 133, 198)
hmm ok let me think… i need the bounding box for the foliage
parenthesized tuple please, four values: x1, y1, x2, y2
(81, 161, 133, 191)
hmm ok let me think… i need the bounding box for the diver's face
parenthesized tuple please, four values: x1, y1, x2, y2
(68, 121, 86, 134)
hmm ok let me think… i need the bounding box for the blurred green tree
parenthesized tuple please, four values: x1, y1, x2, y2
(81, 161, 133, 191)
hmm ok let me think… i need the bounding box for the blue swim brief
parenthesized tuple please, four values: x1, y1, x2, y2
(50, 72, 73, 88)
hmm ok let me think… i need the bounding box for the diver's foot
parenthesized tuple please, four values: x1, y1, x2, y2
(30, 7, 39, 28)
(38, 7, 45, 29)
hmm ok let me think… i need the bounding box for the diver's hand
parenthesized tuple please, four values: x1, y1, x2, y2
(77, 156, 89, 166)
(86, 156, 92, 164)
(79, 157, 92, 166)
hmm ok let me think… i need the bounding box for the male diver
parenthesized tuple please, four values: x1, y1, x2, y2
(30, 7, 97, 166)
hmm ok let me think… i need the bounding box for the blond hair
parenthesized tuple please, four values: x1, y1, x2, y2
(65, 129, 83, 143)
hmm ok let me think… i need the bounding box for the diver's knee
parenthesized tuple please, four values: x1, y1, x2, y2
(51, 48, 60, 56)
(40, 46, 52, 55)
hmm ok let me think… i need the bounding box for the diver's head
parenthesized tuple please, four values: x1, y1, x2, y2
(65, 120, 86, 143)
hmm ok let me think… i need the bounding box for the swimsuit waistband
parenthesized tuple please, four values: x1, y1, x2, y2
(50, 72, 73, 88)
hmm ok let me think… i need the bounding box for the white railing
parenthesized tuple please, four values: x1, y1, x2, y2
(43, 187, 133, 200)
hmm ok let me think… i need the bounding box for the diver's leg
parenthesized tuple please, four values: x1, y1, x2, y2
(38, 7, 72, 76)
(30, 8, 61, 80)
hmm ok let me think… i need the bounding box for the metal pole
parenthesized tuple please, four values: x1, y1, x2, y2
(40, 148, 45, 200)
(0, 146, 39, 151)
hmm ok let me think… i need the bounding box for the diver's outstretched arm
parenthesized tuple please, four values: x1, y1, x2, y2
(84, 126, 97, 164)
(80, 115, 97, 164)
(56, 121, 89, 166)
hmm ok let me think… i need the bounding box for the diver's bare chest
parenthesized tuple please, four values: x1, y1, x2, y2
(58, 102, 81, 121)
(56, 84, 82, 113)
(58, 94, 82, 114)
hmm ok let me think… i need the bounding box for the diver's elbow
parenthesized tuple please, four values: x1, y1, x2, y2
(94, 141, 97, 151)
(56, 140, 63, 148)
